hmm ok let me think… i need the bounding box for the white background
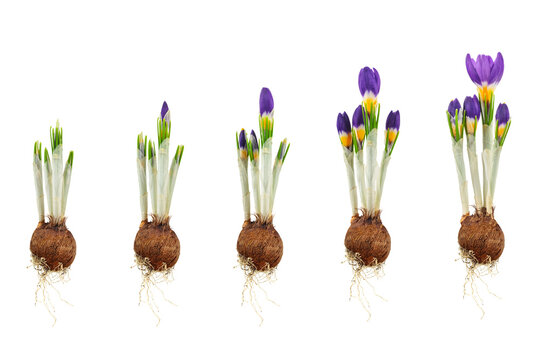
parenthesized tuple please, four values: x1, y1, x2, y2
(0, 0, 538, 358)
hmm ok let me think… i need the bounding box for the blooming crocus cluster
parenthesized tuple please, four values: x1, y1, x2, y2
(336, 66, 401, 217)
(137, 102, 185, 223)
(447, 52, 512, 216)
(236, 87, 290, 223)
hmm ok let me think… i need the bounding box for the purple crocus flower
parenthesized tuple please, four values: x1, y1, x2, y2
(238, 128, 248, 160)
(495, 103, 510, 145)
(336, 112, 352, 149)
(385, 110, 400, 154)
(259, 87, 274, 116)
(358, 67, 381, 97)
(447, 99, 463, 140)
(447, 98, 461, 117)
(358, 67, 380, 115)
(161, 101, 170, 123)
(352, 104, 366, 147)
(465, 52, 504, 103)
(463, 95, 480, 135)
(249, 130, 259, 161)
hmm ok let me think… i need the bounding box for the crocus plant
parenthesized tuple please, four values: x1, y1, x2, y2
(337, 67, 401, 317)
(450, 52, 511, 315)
(236, 88, 290, 323)
(337, 67, 401, 218)
(449, 52, 511, 217)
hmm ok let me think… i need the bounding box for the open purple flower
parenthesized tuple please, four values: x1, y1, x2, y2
(495, 103, 511, 145)
(259, 87, 274, 116)
(358, 67, 380, 115)
(465, 52, 504, 103)
(463, 95, 480, 135)
(385, 110, 400, 155)
(336, 112, 352, 150)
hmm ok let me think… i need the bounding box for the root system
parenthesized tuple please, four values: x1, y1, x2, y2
(345, 250, 386, 321)
(237, 254, 278, 326)
(459, 247, 500, 318)
(134, 254, 177, 325)
(30, 254, 72, 326)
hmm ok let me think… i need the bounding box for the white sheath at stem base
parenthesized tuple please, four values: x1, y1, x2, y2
(137, 155, 148, 221)
(148, 156, 158, 216)
(482, 122, 495, 213)
(486, 146, 502, 214)
(365, 130, 379, 216)
(354, 149, 367, 210)
(33, 155, 45, 223)
(342, 147, 358, 216)
(250, 162, 261, 216)
(61, 162, 72, 218)
(452, 139, 469, 215)
(51, 145, 63, 221)
(260, 139, 273, 222)
(157, 139, 170, 222)
(166, 160, 180, 217)
(466, 134, 483, 210)
(269, 162, 282, 214)
(374, 154, 391, 212)
(238, 152, 250, 222)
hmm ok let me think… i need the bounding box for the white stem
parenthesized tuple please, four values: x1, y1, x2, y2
(260, 138, 273, 221)
(466, 134, 483, 210)
(51, 145, 63, 221)
(137, 153, 148, 221)
(488, 146, 502, 214)
(269, 161, 282, 214)
(250, 161, 261, 216)
(157, 139, 170, 221)
(365, 130, 378, 215)
(452, 139, 469, 215)
(482, 122, 495, 208)
(44, 159, 52, 219)
(148, 156, 158, 216)
(374, 154, 391, 211)
(238, 152, 250, 221)
(33, 154, 45, 222)
(61, 161, 72, 217)
(166, 160, 180, 216)
(342, 147, 358, 216)
(354, 149, 367, 210)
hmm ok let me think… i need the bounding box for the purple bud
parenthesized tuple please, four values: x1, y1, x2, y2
(358, 67, 381, 97)
(447, 98, 461, 117)
(336, 112, 351, 134)
(161, 101, 169, 121)
(463, 95, 480, 119)
(250, 130, 259, 152)
(259, 87, 274, 115)
(385, 110, 400, 131)
(238, 129, 247, 150)
(495, 103, 510, 126)
(352, 104, 365, 128)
